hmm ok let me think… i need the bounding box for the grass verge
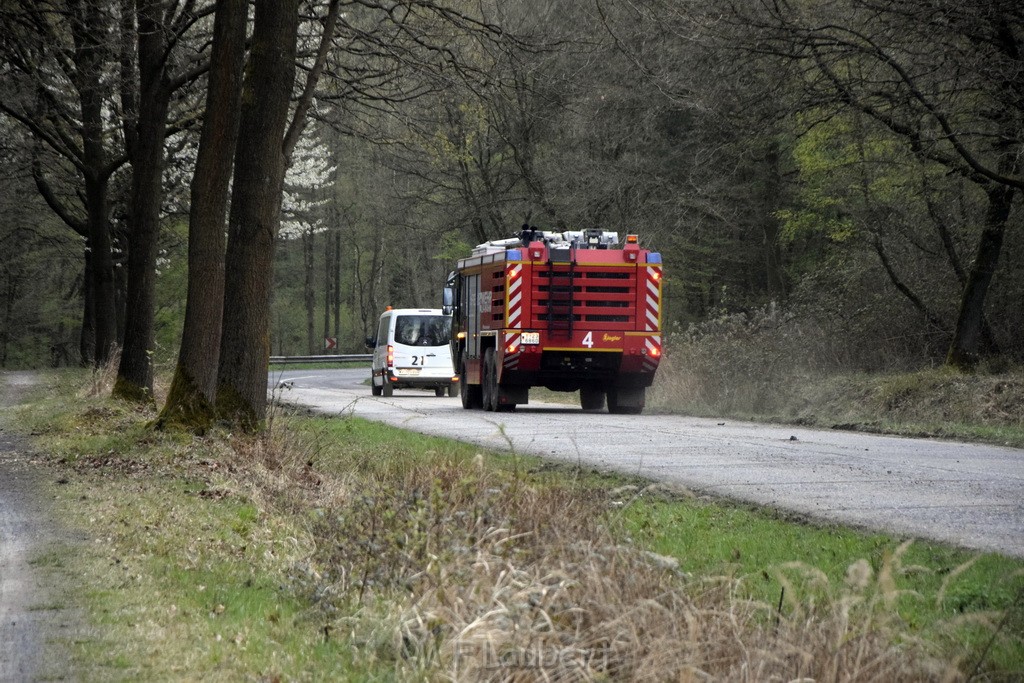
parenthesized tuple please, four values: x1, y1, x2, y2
(8, 370, 1024, 680)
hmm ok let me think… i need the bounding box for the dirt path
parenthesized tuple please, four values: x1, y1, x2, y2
(0, 371, 80, 681)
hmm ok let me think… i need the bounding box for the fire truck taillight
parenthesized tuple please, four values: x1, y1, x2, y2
(650, 270, 662, 281)
(649, 346, 662, 357)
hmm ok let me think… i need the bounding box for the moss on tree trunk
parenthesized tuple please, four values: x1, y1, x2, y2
(215, 382, 263, 433)
(156, 367, 216, 433)
(111, 377, 154, 405)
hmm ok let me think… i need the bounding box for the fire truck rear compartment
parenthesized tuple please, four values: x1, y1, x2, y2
(534, 270, 636, 328)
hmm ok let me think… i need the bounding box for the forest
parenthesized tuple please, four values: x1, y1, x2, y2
(0, 0, 1021, 427)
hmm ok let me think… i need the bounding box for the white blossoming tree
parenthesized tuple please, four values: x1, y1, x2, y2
(281, 126, 337, 354)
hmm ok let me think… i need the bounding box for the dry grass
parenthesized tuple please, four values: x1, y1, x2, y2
(395, 502, 963, 682)
(648, 315, 1024, 447)
(232, 418, 972, 682)
(78, 348, 121, 398)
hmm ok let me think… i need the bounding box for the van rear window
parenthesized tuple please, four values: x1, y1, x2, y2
(394, 315, 450, 347)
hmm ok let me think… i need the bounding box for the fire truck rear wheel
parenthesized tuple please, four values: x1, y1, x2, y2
(580, 388, 605, 411)
(482, 348, 497, 411)
(460, 359, 482, 409)
(607, 387, 643, 415)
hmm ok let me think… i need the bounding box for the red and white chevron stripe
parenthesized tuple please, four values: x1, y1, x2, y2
(506, 264, 523, 329)
(643, 334, 661, 372)
(644, 266, 662, 332)
(504, 331, 522, 369)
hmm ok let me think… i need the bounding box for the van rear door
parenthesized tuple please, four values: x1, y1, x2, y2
(391, 314, 453, 378)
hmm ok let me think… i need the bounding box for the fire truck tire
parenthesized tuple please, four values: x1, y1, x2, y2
(580, 388, 605, 411)
(382, 378, 394, 397)
(607, 387, 643, 415)
(371, 377, 382, 396)
(482, 348, 497, 411)
(610, 405, 641, 415)
(486, 351, 516, 412)
(460, 360, 482, 409)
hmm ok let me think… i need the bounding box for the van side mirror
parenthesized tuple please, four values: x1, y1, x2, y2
(365, 336, 376, 349)
(442, 286, 454, 316)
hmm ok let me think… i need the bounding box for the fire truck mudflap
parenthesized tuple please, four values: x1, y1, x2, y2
(445, 227, 662, 414)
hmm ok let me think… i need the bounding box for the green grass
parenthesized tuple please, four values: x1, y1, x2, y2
(294, 413, 539, 473)
(28, 550, 67, 569)
(49, 464, 377, 680)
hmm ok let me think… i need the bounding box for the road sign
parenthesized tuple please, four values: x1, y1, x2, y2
(324, 336, 337, 350)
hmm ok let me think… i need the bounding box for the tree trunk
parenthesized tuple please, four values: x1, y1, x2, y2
(158, 0, 247, 431)
(303, 228, 316, 354)
(114, 2, 172, 402)
(323, 228, 333, 347)
(83, 163, 117, 367)
(761, 141, 786, 298)
(1, 271, 16, 367)
(946, 184, 1016, 369)
(79, 79, 118, 365)
(67, 0, 119, 368)
(354, 239, 386, 343)
(216, 0, 300, 430)
(333, 230, 341, 342)
(79, 249, 97, 366)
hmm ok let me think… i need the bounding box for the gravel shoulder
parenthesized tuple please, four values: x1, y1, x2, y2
(0, 371, 82, 682)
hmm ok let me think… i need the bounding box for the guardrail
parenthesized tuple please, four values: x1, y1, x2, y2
(269, 354, 372, 364)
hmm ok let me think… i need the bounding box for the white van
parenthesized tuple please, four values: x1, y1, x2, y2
(370, 308, 456, 397)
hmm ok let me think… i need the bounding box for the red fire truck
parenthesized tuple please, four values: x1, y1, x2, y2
(443, 227, 663, 413)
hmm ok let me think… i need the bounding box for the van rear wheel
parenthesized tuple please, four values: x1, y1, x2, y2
(382, 378, 394, 397)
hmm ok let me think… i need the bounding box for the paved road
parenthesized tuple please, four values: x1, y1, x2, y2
(270, 367, 1024, 558)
